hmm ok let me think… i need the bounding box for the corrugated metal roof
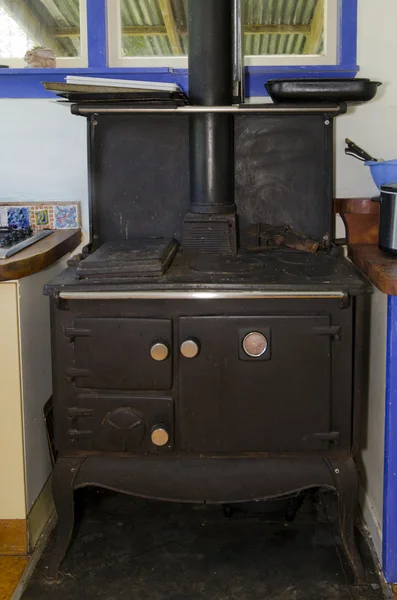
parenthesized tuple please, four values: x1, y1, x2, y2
(119, 0, 323, 57)
(244, 0, 317, 55)
(3, 0, 323, 58)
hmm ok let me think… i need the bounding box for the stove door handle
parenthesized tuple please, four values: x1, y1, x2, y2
(180, 339, 200, 359)
(150, 342, 170, 362)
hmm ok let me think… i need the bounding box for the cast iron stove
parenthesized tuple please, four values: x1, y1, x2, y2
(45, 0, 373, 585)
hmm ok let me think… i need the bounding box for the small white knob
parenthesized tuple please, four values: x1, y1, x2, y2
(151, 427, 169, 447)
(150, 342, 169, 362)
(180, 339, 200, 359)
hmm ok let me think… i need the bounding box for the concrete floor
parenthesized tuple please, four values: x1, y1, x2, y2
(21, 488, 387, 600)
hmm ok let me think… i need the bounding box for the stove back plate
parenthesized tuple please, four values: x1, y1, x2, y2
(88, 113, 333, 250)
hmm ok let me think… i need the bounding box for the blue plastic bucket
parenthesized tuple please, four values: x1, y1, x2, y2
(365, 159, 397, 189)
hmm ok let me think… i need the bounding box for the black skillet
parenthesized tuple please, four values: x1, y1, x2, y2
(266, 78, 381, 104)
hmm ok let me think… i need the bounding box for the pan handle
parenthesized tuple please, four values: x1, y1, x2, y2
(345, 149, 366, 162)
(345, 138, 377, 162)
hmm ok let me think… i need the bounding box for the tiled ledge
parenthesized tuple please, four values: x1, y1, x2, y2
(0, 202, 80, 231)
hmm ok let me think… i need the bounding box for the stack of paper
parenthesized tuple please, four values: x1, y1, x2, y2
(65, 76, 182, 93)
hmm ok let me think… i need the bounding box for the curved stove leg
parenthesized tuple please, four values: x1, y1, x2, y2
(325, 458, 366, 586)
(47, 457, 84, 579)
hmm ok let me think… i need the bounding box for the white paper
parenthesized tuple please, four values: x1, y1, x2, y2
(65, 76, 181, 93)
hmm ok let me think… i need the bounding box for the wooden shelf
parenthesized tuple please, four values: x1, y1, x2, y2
(334, 198, 397, 296)
(348, 244, 397, 296)
(334, 197, 380, 245)
(0, 229, 81, 282)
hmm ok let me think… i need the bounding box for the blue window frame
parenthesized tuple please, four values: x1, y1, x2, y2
(0, 0, 358, 99)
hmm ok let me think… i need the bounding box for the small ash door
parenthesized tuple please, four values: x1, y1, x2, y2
(178, 315, 333, 453)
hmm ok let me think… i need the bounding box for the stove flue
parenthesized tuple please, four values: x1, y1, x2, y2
(183, 0, 237, 255)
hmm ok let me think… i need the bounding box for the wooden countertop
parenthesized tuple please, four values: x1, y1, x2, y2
(0, 229, 81, 282)
(348, 244, 397, 296)
(335, 198, 397, 296)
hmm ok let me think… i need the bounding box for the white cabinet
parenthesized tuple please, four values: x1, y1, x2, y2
(0, 259, 67, 552)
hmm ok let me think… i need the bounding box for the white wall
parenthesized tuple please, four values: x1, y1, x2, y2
(335, 0, 397, 198)
(337, 0, 396, 562)
(359, 287, 387, 560)
(0, 99, 89, 235)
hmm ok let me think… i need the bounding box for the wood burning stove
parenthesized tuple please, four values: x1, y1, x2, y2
(45, 0, 373, 583)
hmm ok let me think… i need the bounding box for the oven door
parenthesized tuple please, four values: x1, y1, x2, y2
(178, 315, 333, 453)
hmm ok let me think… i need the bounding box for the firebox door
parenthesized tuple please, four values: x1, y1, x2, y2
(72, 318, 172, 390)
(178, 315, 335, 453)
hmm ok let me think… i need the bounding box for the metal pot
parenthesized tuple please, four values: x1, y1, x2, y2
(373, 182, 397, 254)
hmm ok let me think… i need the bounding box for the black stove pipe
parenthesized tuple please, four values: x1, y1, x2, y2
(188, 0, 235, 214)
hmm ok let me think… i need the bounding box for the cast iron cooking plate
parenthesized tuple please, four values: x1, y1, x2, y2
(276, 253, 338, 278)
(266, 79, 381, 104)
(76, 239, 178, 278)
(188, 255, 264, 274)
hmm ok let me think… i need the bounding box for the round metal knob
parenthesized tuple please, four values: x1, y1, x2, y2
(242, 332, 268, 358)
(151, 426, 169, 447)
(150, 342, 169, 362)
(180, 339, 200, 359)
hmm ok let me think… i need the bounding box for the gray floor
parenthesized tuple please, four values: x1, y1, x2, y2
(22, 489, 387, 600)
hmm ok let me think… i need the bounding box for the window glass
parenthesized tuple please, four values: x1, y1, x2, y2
(118, 0, 324, 58)
(120, 0, 187, 57)
(0, 0, 83, 67)
(244, 0, 324, 56)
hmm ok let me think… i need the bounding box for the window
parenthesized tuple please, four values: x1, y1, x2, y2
(0, 0, 357, 100)
(0, 0, 87, 67)
(108, 0, 336, 68)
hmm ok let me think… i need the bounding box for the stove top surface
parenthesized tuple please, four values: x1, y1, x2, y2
(0, 227, 53, 259)
(45, 243, 370, 296)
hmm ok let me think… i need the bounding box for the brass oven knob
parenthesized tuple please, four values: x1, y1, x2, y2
(242, 332, 268, 358)
(150, 342, 169, 362)
(151, 426, 170, 447)
(180, 339, 200, 359)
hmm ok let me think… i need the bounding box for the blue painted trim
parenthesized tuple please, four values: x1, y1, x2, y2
(383, 295, 397, 583)
(86, 0, 107, 68)
(0, 0, 358, 98)
(339, 0, 358, 67)
(0, 65, 359, 99)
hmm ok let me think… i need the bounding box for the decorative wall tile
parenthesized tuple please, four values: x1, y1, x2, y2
(0, 207, 8, 227)
(55, 205, 79, 229)
(8, 206, 30, 228)
(35, 209, 49, 227)
(0, 202, 80, 230)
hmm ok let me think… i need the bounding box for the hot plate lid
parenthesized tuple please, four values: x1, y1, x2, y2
(76, 238, 178, 278)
